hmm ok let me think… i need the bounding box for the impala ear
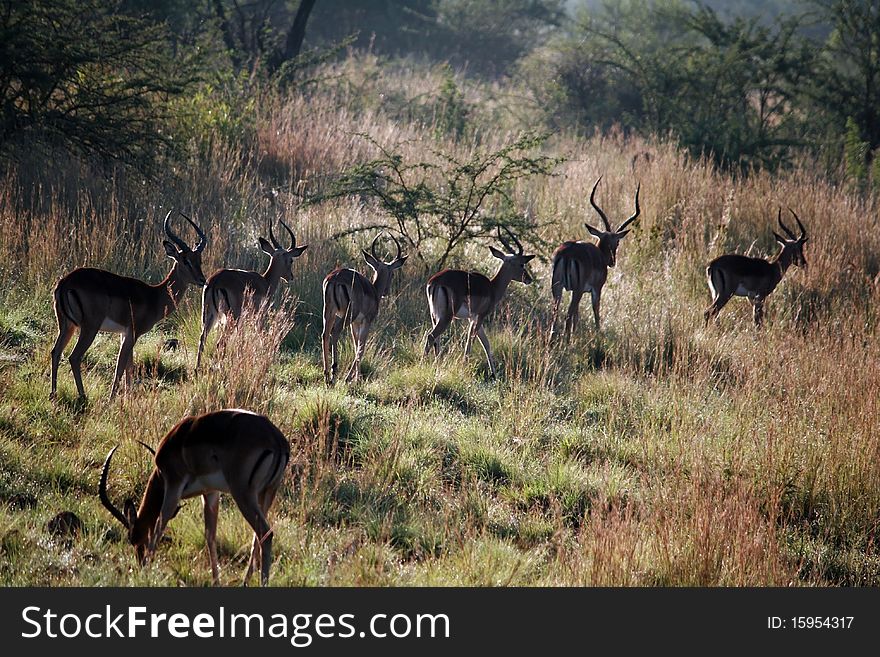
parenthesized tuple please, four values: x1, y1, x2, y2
(489, 246, 507, 260)
(772, 231, 787, 246)
(585, 223, 603, 239)
(391, 255, 408, 269)
(258, 237, 274, 255)
(162, 240, 180, 258)
(363, 249, 380, 268)
(616, 229, 630, 238)
(522, 254, 536, 262)
(291, 245, 308, 257)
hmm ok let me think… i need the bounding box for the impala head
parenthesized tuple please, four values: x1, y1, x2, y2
(259, 219, 308, 281)
(363, 232, 408, 297)
(488, 226, 535, 284)
(99, 442, 166, 566)
(163, 210, 208, 286)
(772, 207, 808, 269)
(585, 177, 640, 267)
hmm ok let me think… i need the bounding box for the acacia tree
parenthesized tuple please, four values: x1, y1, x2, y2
(312, 132, 562, 271)
(0, 0, 196, 166)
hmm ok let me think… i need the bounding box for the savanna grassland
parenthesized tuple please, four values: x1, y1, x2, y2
(2, 55, 880, 587)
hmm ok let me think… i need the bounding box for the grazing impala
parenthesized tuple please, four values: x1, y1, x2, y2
(550, 177, 640, 341)
(50, 211, 208, 401)
(704, 208, 808, 327)
(99, 409, 290, 586)
(197, 219, 307, 368)
(424, 227, 535, 377)
(321, 233, 408, 384)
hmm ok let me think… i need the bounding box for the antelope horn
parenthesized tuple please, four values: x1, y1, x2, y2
(388, 232, 402, 261)
(617, 182, 641, 232)
(505, 226, 524, 255)
(280, 218, 296, 250)
(369, 232, 382, 260)
(99, 446, 130, 529)
(589, 177, 612, 232)
(163, 210, 187, 252)
(268, 220, 281, 249)
(177, 211, 208, 253)
(135, 440, 155, 456)
(777, 207, 797, 240)
(789, 208, 806, 239)
(496, 226, 514, 253)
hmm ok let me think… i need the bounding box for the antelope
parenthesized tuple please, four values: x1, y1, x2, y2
(550, 177, 640, 341)
(99, 409, 290, 586)
(704, 208, 808, 327)
(50, 211, 207, 401)
(321, 233, 408, 384)
(197, 219, 307, 368)
(424, 227, 535, 377)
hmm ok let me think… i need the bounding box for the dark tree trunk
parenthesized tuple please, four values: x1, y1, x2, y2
(282, 0, 317, 62)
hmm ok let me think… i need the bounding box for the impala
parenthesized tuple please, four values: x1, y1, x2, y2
(50, 211, 207, 401)
(197, 219, 307, 368)
(704, 208, 808, 327)
(424, 227, 535, 377)
(99, 409, 290, 586)
(550, 177, 640, 341)
(321, 233, 408, 384)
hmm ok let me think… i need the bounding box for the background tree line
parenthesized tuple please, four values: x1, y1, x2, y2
(2, 0, 879, 185)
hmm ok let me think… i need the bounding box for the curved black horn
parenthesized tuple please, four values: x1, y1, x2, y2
(789, 208, 806, 239)
(178, 211, 208, 253)
(502, 225, 524, 255)
(99, 446, 130, 529)
(617, 182, 641, 232)
(496, 226, 514, 253)
(135, 440, 156, 456)
(388, 232, 402, 261)
(369, 232, 382, 260)
(589, 177, 612, 232)
(268, 220, 281, 249)
(163, 210, 187, 252)
(777, 207, 796, 240)
(280, 219, 296, 250)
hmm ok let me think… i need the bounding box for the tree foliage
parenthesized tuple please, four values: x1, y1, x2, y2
(312, 132, 562, 270)
(0, 0, 197, 166)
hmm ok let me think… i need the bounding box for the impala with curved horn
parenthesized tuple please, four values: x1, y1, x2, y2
(50, 211, 208, 400)
(321, 232, 408, 384)
(550, 177, 640, 341)
(197, 219, 307, 368)
(424, 226, 535, 377)
(704, 208, 808, 327)
(99, 409, 290, 586)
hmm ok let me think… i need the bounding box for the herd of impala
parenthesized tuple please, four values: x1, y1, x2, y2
(47, 177, 808, 585)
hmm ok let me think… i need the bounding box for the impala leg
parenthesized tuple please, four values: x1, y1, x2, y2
(550, 267, 564, 342)
(230, 490, 273, 587)
(321, 313, 336, 385)
(590, 288, 602, 331)
(565, 291, 584, 343)
(474, 323, 496, 378)
(109, 331, 136, 399)
(464, 319, 477, 356)
(50, 322, 76, 400)
(203, 492, 221, 586)
(345, 321, 369, 383)
(67, 324, 100, 400)
(752, 297, 765, 328)
(197, 306, 216, 370)
(704, 291, 733, 327)
(424, 313, 452, 358)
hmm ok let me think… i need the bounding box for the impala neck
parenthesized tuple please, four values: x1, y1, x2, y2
(132, 470, 164, 544)
(489, 263, 517, 305)
(157, 263, 191, 314)
(371, 268, 393, 300)
(262, 257, 287, 296)
(772, 247, 796, 276)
